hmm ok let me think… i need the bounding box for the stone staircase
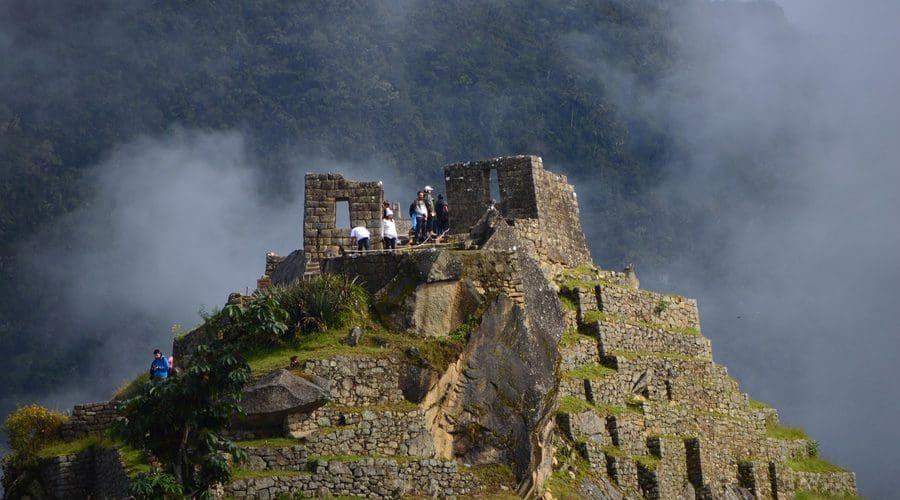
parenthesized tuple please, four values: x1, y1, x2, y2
(554, 275, 857, 499)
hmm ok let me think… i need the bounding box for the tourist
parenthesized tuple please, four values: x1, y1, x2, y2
(350, 224, 370, 251)
(382, 209, 397, 250)
(150, 349, 169, 380)
(414, 191, 428, 243)
(435, 194, 449, 234)
(382, 200, 391, 218)
(424, 185, 436, 235)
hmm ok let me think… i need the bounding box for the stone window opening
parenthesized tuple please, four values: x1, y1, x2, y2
(335, 199, 351, 228)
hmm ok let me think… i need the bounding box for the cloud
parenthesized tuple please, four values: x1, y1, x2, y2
(15, 128, 418, 411)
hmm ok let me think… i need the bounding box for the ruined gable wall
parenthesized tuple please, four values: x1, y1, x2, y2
(532, 164, 592, 267)
(303, 174, 383, 263)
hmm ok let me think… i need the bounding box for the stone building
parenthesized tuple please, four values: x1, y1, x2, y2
(302, 173, 383, 263)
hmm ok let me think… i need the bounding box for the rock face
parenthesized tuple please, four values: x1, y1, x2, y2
(239, 369, 330, 428)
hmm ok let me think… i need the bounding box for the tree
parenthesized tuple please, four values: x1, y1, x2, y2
(115, 343, 251, 498)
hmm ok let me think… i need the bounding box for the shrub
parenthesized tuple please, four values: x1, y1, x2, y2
(268, 275, 368, 334)
(2, 404, 67, 470)
(224, 293, 289, 346)
(128, 468, 183, 500)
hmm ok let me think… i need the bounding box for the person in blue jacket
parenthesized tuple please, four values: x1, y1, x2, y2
(150, 349, 169, 380)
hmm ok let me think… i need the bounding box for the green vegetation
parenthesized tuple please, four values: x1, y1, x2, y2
(234, 437, 303, 448)
(128, 469, 183, 500)
(466, 463, 516, 489)
(230, 468, 309, 480)
(267, 275, 368, 335)
(749, 399, 771, 409)
(1, 403, 68, 483)
(766, 421, 811, 441)
(559, 295, 578, 312)
(36, 435, 103, 458)
(632, 454, 660, 470)
(559, 330, 596, 348)
(562, 363, 616, 381)
(787, 457, 847, 473)
(559, 396, 640, 417)
(115, 343, 251, 497)
(112, 372, 151, 401)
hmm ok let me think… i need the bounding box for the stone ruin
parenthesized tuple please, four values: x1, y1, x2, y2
(22, 156, 857, 500)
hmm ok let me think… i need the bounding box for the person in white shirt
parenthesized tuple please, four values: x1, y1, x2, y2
(350, 225, 370, 252)
(414, 191, 428, 243)
(382, 209, 398, 250)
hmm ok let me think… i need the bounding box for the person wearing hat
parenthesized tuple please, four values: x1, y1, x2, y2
(382, 208, 398, 250)
(423, 186, 436, 236)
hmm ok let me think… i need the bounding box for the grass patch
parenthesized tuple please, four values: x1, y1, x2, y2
(559, 295, 578, 312)
(111, 372, 150, 400)
(118, 444, 151, 476)
(245, 328, 385, 376)
(749, 399, 771, 409)
(234, 437, 302, 448)
(601, 444, 627, 458)
(37, 435, 105, 458)
(632, 454, 659, 470)
(787, 457, 847, 473)
(562, 363, 615, 381)
(583, 310, 700, 336)
(468, 463, 516, 488)
(559, 330, 595, 348)
(558, 396, 640, 417)
(231, 468, 308, 480)
(795, 490, 861, 500)
(766, 422, 811, 441)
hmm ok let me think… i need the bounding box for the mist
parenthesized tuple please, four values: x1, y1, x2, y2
(570, 1, 900, 496)
(10, 129, 422, 415)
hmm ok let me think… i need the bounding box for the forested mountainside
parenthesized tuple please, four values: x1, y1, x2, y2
(0, 0, 793, 441)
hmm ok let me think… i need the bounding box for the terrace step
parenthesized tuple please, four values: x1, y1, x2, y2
(581, 317, 712, 361)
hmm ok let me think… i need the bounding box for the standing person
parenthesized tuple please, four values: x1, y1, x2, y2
(423, 186, 436, 236)
(150, 349, 169, 380)
(382, 200, 391, 218)
(382, 209, 398, 250)
(408, 196, 418, 237)
(414, 191, 428, 243)
(435, 194, 449, 234)
(350, 224, 370, 251)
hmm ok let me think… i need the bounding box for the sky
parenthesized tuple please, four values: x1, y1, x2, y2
(2, 0, 897, 496)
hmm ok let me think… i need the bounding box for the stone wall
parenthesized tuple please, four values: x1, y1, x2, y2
(299, 356, 406, 406)
(443, 155, 591, 268)
(595, 284, 700, 331)
(38, 446, 129, 500)
(221, 458, 482, 499)
(302, 408, 435, 458)
(244, 445, 308, 471)
(303, 173, 384, 264)
(59, 401, 118, 441)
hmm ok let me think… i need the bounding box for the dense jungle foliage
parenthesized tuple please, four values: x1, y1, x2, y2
(0, 1, 791, 422)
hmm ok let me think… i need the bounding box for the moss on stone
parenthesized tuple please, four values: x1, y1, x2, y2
(749, 399, 771, 409)
(467, 463, 516, 489)
(562, 363, 616, 381)
(608, 349, 702, 362)
(787, 457, 847, 473)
